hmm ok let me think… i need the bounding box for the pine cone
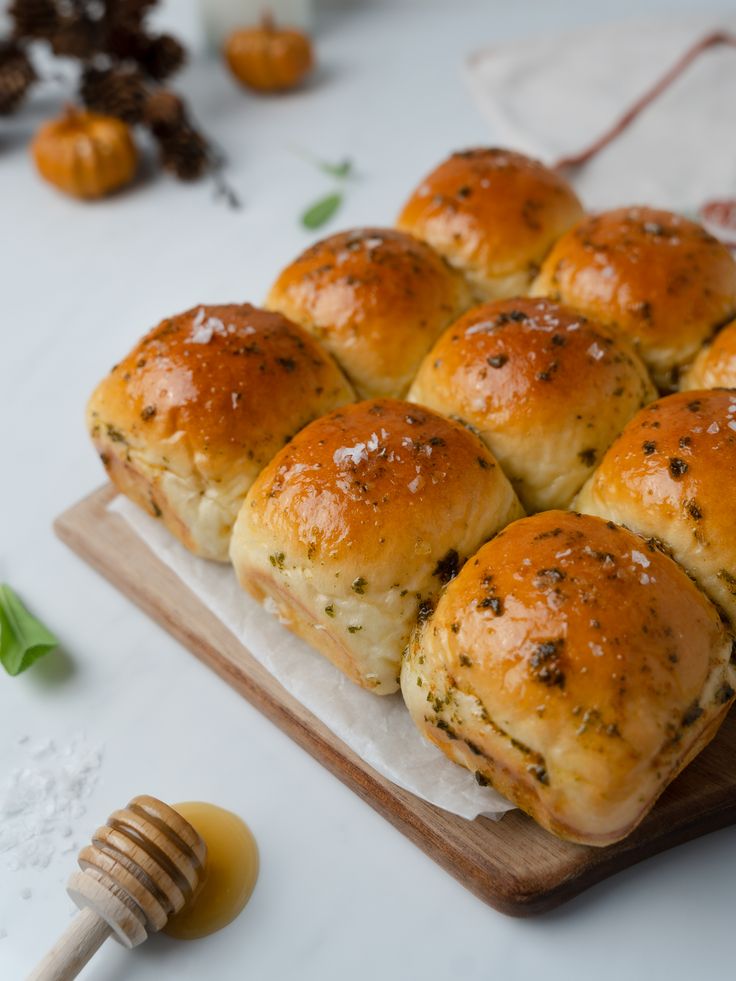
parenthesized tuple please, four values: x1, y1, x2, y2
(80, 65, 148, 124)
(143, 87, 186, 133)
(0, 42, 36, 115)
(105, 24, 148, 62)
(110, 0, 158, 32)
(137, 34, 186, 82)
(51, 13, 102, 59)
(9, 0, 59, 39)
(157, 124, 210, 181)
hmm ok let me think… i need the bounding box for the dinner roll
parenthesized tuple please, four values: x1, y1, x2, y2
(87, 303, 354, 562)
(531, 207, 736, 390)
(576, 389, 736, 624)
(681, 319, 736, 390)
(402, 510, 735, 846)
(230, 399, 523, 694)
(266, 227, 471, 399)
(396, 148, 583, 302)
(408, 297, 656, 511)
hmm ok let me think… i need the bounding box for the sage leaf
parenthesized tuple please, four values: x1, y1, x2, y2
(0, 584, 58, 677)
(317, 158, 353, 179)
(301, 192, 343, 230)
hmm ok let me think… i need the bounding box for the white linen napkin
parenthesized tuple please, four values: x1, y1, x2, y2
(464, 14, 736, 210)
(109, 496, 514, 820)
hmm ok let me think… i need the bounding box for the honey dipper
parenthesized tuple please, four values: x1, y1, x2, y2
(28, 795, 207, 981)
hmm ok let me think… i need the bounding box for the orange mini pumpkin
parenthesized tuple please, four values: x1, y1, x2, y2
(32, 106, 138, 200)
(225, 14, 314, 93)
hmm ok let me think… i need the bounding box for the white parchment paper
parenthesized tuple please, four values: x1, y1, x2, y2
(109, 496, 515, 820)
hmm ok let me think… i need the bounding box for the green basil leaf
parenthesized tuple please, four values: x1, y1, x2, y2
(0, 584, 58, 677)
(301, 192, 343, 230)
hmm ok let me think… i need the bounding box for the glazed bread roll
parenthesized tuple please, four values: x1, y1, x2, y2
(266, 228, 471, 399)
(396, 148, 583, 302)
(87, 304, 354, 561)
(402, 510, 735, 845)
(408, 297, 656, 512)
(575, 389, 736, 625)
(230, 399, 524, 694)
(531, 207, 736, 390)
(681, 319, 736, 390)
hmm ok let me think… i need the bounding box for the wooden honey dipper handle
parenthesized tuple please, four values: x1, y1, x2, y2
(27, 796, 207, 981)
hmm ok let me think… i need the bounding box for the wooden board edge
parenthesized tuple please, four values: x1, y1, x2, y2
(53, 487, 736, 917)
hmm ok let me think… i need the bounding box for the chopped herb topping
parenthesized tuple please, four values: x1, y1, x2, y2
(269, 552, 285, 569)
(527, 763, 549, 785)
(681, 702, 703, 727)
(417, 599, 435, 624)
(433, 549, 460, 585)
(479, 595, 503, 615)
(530, 640, 565, 688)
(351, 576, 367, 594)
(669, 457, 689, 478)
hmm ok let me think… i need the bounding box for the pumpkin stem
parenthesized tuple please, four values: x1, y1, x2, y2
(260, 9, 275, 32)
(62, 103, 85, 127)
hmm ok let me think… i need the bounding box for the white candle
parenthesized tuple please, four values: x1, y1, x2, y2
(200, 0, 313, 48)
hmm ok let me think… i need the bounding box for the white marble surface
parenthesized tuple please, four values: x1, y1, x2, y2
(2, 2, 735, 979)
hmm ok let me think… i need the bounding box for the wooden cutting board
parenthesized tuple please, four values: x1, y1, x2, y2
(55, 485, 736, 917)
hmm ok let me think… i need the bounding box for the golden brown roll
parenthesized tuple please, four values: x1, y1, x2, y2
(681, 319, 736, 390)
(531, 206, 736, 390)
(408, 297, 656, 512)
(87, 303, 355, 561)
(402, 510, 735, 846)
(230, 399, 524, 694)
(265, 227, 471, 399)
(575, 389, 736, 625)
(396, 148, 584, 302)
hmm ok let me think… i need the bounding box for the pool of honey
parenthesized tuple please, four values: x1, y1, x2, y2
(164, 801, 259, 940)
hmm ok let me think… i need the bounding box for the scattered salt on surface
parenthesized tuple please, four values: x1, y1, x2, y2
(707, 421, 720, 434)
(465, 321, 495, 336)
(333, 442, 368, 466)
(729, 421, 736, 432)
(0, 734, 103, 872)
(189, 309, 235, 344)
(630, 550, 650, 568)
(587, 342, 606, 361)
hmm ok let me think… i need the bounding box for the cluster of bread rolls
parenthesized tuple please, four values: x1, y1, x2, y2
(88, 147, 736, 847)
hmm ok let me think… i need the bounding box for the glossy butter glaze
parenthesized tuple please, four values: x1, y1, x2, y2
(402, 510, 735, 845)
(397, 148, 583, 301)
(576, 389, 736, 624)
(532, 207, 736, 389)
(409, 297, 656, 510)
(267, 227, 471, 398)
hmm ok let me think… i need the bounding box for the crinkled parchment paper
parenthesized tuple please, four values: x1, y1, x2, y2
(109, 496, 514, 820)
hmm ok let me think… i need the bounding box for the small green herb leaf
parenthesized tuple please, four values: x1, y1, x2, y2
(0, 585, 58, 677)
(317, 157, 353, 179)
(301, 192, 343, 230)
